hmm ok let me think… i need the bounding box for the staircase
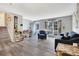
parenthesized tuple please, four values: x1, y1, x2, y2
(0, 27, 10, 42)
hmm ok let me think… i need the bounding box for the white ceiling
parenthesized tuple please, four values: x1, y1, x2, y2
(0, 3, 76, 21)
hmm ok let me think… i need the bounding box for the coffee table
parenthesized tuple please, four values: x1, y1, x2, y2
(56, 43, 79, 56)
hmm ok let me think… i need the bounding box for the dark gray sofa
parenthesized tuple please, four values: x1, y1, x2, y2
(55, 31, 79, 51)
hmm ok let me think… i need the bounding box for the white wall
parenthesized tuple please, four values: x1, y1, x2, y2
(39, 20, 45, 30)
(61, 16, 72, 33)
(0, 12, 5, 26)
(23, 19, 32, 30)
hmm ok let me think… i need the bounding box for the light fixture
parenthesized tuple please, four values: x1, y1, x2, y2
(8, 3, 15, 6)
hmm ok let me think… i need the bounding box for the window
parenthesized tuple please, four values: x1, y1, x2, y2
(36, 24, 39, 30)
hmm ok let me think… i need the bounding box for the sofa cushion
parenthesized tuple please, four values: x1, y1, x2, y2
(69, 31, 79, 38)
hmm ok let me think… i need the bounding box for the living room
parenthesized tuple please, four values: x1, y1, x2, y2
(0, 3, 79, 56)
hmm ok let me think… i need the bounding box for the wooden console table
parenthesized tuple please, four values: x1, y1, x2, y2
(56, 43, 79, 56)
